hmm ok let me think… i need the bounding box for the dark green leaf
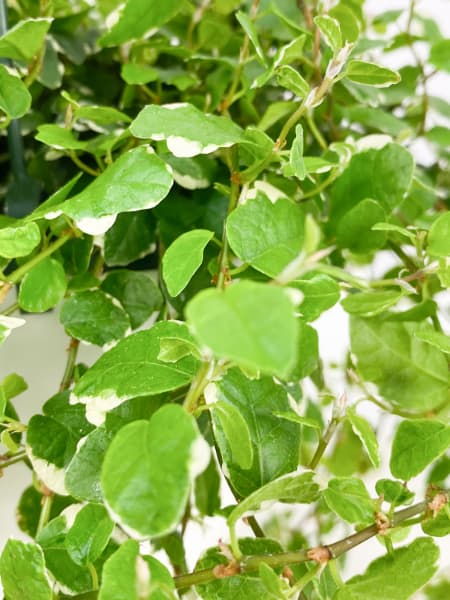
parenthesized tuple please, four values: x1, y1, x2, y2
(104, 210, 156, 266)
(66, 504, 114, 566)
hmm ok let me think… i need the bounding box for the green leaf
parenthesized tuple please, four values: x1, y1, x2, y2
(347, 408, 380, 467)
(350, 317, 448, 411)
(429, 39, 450, 72)
(101, 270, 162, 329)
(290, 125, 306, 180)
(323, 477, 374, 524)
(413, 328, 450, 354)
(375, 479, 414, 506)
(0, 540, 52, 600)
(162, 229, 214, 297)
(0, 18, 51, 61)
(0, 221, 41, 258)
(104, 210, 156, 266)
(35, 124, 87, 150)
(72, 322, 199, 424)
(371, 222, 416, 242)
(27, 414, 76, 469)
(341, 290, 404, 317)
(101, 405, 209, 537)
(228, 471, 319, 529)
(329, 3, 360, 43)
(292, 273, 340, 322)
(66, 504, 114, 566)
(210, 368, 301, 497)
(210, 400, 253, 470)
(314, 15, 342, 54)
(422, 502, 450, 537)
(164, 154, 218, 190)
(60, 147, 173, 235)
(130, 103, 243, 157)
(329, 144, 414, 233)
(336, 198, 387, 253)
(99, 540, 176, 600)
(65, 427, 114, 502)
(37, 517, 92, 594)
(43, 391, 93, 439)
(259, 562, 290, 599)
(276, 65, 309, 98)
(345, 60, 400, 87)
(227, 195, 305, 278)
(290, 320, 319, 380)
(196, 538, 283, 600)
(335, 538, 439, 600)
(0, 316, 25, 347)
(99, 0, 181, 46)
(186, 281, 299, 379)
(0, 373, 27, 401)
(236, 11, 266, 65)
(427, 212, 450, 257)
(273, 411, 322, 431)
(390, 419, 450, 480)
(195, 457, 221, 517)
(0, 65, 32, 118)
(60, 290, 130, 346)
(121, 63, 159, 85)
(158, 336, 201, 363)
(19, 258, 67, 312)
(74, 105, 131, 125)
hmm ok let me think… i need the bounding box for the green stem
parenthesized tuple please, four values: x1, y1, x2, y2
(217, 147, 240, 289)
(68, 151, 101, 177)
(299, 169, 339, 201)
(288, 564, 322, 598)
(1, 301, 18, 315)
(305, 111, 327, 150)
(8, 233, 73, 284)
(173, 497, 434, 590)
(59, 338, 80, 391)
(87, 562, 99, 591)
(183, 361, 213, 413)
(308, 397, 344, 470)
(0, 450, 27, 469)
(36, 493, 53, 536)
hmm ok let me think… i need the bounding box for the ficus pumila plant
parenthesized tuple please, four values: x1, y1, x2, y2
(0, 0, 449, 598)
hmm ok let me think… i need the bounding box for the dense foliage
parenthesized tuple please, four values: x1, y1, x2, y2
(0, 0, 449, 598)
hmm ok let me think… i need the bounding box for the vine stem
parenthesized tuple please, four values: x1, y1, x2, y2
(7, 233, 73, 284)
(173, 495, 439, 590)
(308, 394, 345, 470)
(183, 361, 214, 413)
(59, 338, 80, 391)
(36, 492, 53, 536)
(0, 450, 27, 469)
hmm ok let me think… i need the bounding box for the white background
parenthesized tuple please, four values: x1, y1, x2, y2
(1, 0, 449, 596)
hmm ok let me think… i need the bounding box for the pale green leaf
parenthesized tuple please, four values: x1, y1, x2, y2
(371, 222, 416, 242)
(72, 322, 200, 422)
(186, 281, 299, 379)
(314, 15, 342, 54)
(162, 229, 214, 297)
(66, 504, 114, 566)
(211, 400, 253, 470)
(0, 540, 52, 600)
(341, 290, 404, 317)
(429, 39, 450, 73)
(290, 124, 306, 180)
(101, 405, 209, 537)
(324, 477, 374, 524)
(345, 60, 400, 87)
(227, 195, 305, 278)
(427, 212, 450, 257)
(0, 221, 41, 258)
(158, 336, 201, 363)
(273, 411, 322, 430)
(350, 317, 448, 411)
(228, 471, 319, 529)
(335, 538, 439, 600)
(390, 419, 450, 480)
(0, 316, 25, 347)
(347, 408, 380, 467)
(413, 328, 450, 354)
(35, 124, 86, 150)
(100, 0, 181, 45)
(60, 147, 173, 234)
(19, 258, 67, 313)
(0, 18, 51, 61)
(236, 11, 266, 65)
(0, 65, 31, 118)
(375, 479, 414, 506)
(292, 273, 340, 321)
(60, 290, 130, 346)
(99, 540, 176, 600)
(121, 63, 159, 85)
(276, 65, 309, 98)
(130, 103, 243, 157)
